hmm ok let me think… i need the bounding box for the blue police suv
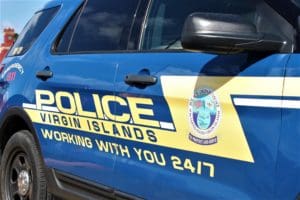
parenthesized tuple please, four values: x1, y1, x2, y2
(0, 0, 300, 199)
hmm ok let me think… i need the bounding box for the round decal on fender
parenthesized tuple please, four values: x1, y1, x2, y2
(188, 88, 221, 145)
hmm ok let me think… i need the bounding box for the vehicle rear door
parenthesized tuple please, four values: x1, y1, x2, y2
(25, 0, 141, 189)
(113, 0, 294, 199)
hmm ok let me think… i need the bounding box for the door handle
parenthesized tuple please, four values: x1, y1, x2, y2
(36, 69, 53, 81)
(125, 74, 157, 86)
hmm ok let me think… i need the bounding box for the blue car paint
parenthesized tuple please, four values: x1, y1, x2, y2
(275, 54, 300, 200)
(0, 0, 299, 199)
(112, 53, 289, 199)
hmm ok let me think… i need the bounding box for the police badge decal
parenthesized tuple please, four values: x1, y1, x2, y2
(188, 88, 221, 145)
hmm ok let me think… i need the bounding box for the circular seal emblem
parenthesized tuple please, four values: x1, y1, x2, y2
(188, 88, 221, 145)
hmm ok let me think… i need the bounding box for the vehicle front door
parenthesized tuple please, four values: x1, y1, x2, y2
(113, 0, 294, 199)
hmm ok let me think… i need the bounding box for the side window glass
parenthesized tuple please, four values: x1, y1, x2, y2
(8, 6, 59, 56)
(142, 0, 293, 50)
(69, 0, 140, 52)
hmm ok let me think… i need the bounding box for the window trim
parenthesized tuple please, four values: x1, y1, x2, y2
(137, 0, 153, 50)
(66, 1, 87, 53)
(126, 0, 151, 50)
(125, 0, 142, 50)
(51, 1, 86, 55)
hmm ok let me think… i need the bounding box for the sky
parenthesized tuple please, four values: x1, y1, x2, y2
(0, 0, 48, 44)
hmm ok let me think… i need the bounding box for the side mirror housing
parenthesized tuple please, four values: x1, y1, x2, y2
(181, 13, 287, 53)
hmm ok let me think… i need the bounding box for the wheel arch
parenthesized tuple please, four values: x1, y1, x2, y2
(0, 107, 42, 161)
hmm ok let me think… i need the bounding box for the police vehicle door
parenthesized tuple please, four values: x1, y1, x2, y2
(28, 0, 141, 189)
(113, 0, 294, 199)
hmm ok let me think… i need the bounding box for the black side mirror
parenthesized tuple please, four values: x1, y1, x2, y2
(181, 12, 287, 53)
